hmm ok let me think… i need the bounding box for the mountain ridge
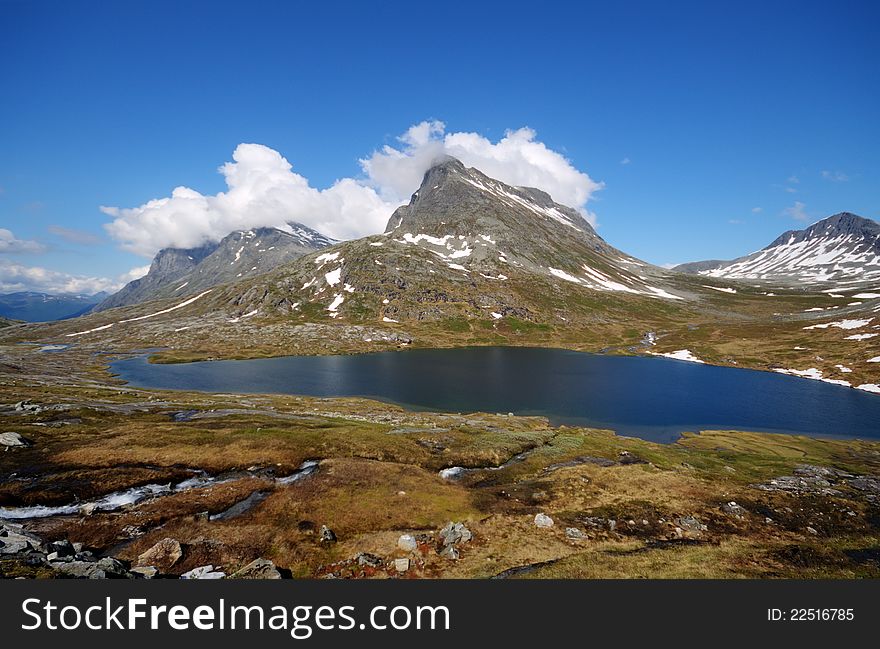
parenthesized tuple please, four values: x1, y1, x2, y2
(95, 223, 335, 312)
(675, 212, 880, 284)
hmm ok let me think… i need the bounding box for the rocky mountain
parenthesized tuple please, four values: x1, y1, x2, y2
(675, 212, 880, 285)
(0, 291, 106, 322)
(201, 157, 692, 326)
(95, 223, 335, 311)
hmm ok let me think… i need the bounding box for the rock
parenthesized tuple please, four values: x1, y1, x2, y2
(394, 558, 410, 572)
(0, 432, 31, 448)
(675, 516, 707, 533)
(46, 551, 70, 562)
(672, 527, 684, 539)
(230, 558, 282, 579)
(531, 490, 549, 502)
(0, 535, 32, 555)
(50, 539, 75, 558)
(397, 534, 418, 552)
(534, 513, 554, 528)
(136, 538, 183, 571)
(80, 503, 98, 516)
(13, 401, 42, 414)
(721, 501, 747, 517)
(438, 545, 459, 561)
(181, 565, 225, 580)
(439, 467, 465, 480)
(319, 525, 337, 544)
(355, 552, 383, 568)
(438, 522, 472, 547)
(53, 561, 106, 579)
(806, 526, 819, 536)
(95, 557, 128, 577)
(130, 566, 158, 579)
(618, 450, 646, 465)
(565, 527, 586, 540)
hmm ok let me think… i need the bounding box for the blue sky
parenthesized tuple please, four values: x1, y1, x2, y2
(1, 0, 878, 293)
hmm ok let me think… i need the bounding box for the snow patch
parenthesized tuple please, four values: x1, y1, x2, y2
(654, 349, 704, 363)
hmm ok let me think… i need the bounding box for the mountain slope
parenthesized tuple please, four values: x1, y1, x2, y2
(675, 212, 880, 285)
(0, 291, 106, 322)
(95, 223, 334, 311)
(199, 157, 696, 325)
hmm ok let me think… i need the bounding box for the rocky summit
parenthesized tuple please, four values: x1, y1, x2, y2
(675, 212, 880, 285)
(95, 223, 335, 311)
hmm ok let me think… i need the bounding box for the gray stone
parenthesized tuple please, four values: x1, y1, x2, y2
(675, 515, 707, 533)
(50, 539, 75, 558)
(53, 561, 103, 579)
(229, 558, 282, 580)
(438, 522, 472, 547)
(355, 553, 383, 568)
(0, 432, 31, 448)
(397, 534, 418, 552)
(565, 527, 586, 540)
(96, 557, 128, 576)
(534, 513, 554, 528)
(438, 545, 459, 560)
(181, 565, 225, 580)
(130, 566, 158, 579)
(721, 501, 747, 517)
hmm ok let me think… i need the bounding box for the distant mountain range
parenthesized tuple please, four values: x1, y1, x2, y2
(94, 223, 335, 312)
(0, 291, 108, 322)
(675, 212, 880, 285)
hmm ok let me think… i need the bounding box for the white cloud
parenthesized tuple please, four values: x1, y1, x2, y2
(102, 144, 397, 256)
(787, 175, 800, 184)
(361, 121, 602, 222)
(620, 157, 631, 165)
(821, 170, 849, 182)
(751, 207, 762, 213)
(0, 228, 45, 253)
(783, 201, 809, 221)
(102, 121, 603, 257)
(0, 259, 147, 295)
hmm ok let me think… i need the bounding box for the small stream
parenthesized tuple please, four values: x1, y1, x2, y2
(0, 460, 320, 521)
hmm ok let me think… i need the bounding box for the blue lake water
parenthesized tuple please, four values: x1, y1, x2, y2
(110, 346, 880, 443)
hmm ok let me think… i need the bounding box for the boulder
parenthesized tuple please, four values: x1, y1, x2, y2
(319, 525, 337, 544)
(721, 501, 747, 517)
(438, 522, 472, 547)
(0, 432, 31, 448)
(130, 566, 158, 579)
(136, 538, 183, 571)
(439, 545, 459, 561)
(534, 513, 554, 528)
(355, 552, 383, 568)
(181, 565, 225, 580)
(49, 557, 130, 579)
(397, 534, 418, 552)
(50, 540, 75, 558)
(676, 516, 707, 533)
(229, 558, 282, 580)
(565, 527, 586, 540)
